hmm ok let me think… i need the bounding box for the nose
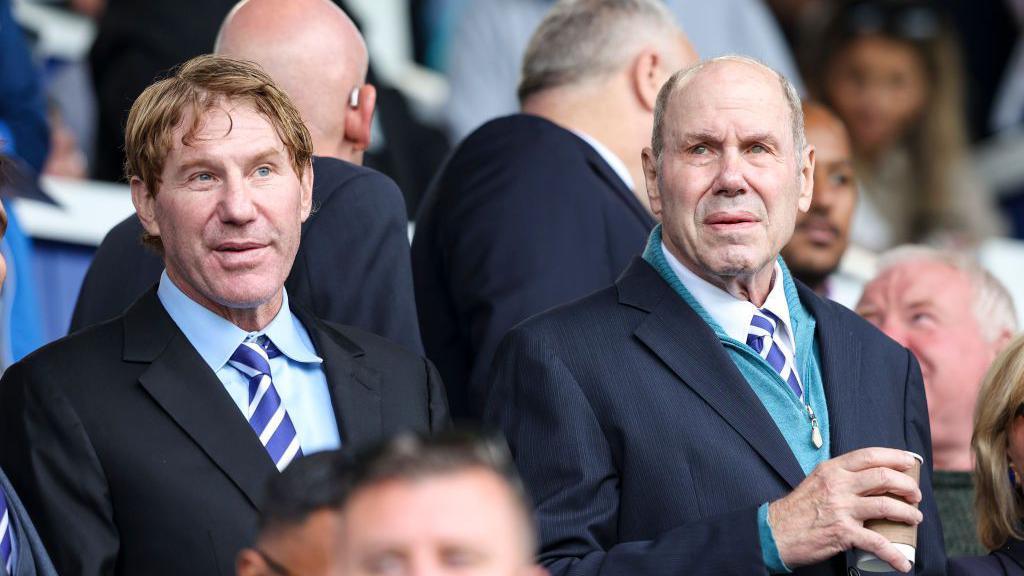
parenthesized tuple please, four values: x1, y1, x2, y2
(217, 174, 258, 224)
(879, 316, 909, 348)
(715, 149, 746, 197)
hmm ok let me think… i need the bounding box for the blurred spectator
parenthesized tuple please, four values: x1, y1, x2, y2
(806, 0, 1001, 250)
(236, 451, 353, 576)
(948, 334, 1024, 574)
(413, 0, 696, 419)
(41, 104, 88, 179)
(781, 101, 861, 308)
(0, 157, 58, 576)
(442, 0, 803, 142)
(338, 432, 546, 576)
(857, 245, 1018, 556)
(0, 0, 49, 172)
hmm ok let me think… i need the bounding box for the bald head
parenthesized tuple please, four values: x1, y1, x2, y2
(652, 56, 805, 164)
(216, 0, 374, 163)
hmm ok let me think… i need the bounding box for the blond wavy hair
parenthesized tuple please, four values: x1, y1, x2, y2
(973, 333, 1024, 550)
(124, 54, 313, 251)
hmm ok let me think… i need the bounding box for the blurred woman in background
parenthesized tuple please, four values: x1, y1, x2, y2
(806, 0, 1001, 251)
(948, 334, 1024, 574)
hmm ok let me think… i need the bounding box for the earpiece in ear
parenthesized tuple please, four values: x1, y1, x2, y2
(349, 87, 360, 109)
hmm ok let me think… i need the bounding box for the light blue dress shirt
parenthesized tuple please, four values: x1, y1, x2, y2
(157, 272, 341, 454)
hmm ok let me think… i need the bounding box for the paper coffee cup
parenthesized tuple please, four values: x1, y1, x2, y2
(855, 451, 924, 573)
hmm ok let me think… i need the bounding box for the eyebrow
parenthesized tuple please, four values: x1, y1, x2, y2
(678, 130, 782, 147)
(171, 147, 286, 178)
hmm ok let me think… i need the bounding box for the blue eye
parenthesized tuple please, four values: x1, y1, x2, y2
(691, 145, 708, 155)
(255, 166, 272, 177)
(750, 144, 767, 154)
(195, 173, 213, 182)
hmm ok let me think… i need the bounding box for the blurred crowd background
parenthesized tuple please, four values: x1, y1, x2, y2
(4, 0, 1024, 354)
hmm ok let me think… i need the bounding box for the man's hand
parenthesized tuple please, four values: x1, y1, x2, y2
(768, 448, 923, 572)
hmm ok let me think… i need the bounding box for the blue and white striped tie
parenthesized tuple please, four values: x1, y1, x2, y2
(746, 308, 803, 400)
(0, 488, 12, 575)
(228, 336, 303, 470)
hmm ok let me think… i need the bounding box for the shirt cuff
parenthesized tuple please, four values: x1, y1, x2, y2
(758, 502, 792, 574)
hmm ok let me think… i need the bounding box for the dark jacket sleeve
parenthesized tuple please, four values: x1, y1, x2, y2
(0, 0, 48, 173)
(293, 170, 423, 354)
(904, 349, 949, 575)
(0, 360, 118, 576)
(484, 326, 769, 576)
(68, 216, 163, 334)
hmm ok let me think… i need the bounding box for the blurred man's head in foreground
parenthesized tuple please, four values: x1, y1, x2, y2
(339, 432, 547, 576)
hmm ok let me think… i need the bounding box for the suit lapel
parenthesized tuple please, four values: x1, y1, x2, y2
(293, 309, 382, 451)
(797, 283, 862, 457)
(582, 145, 655, 230)
(620, 260, 807, 489)
(125, 291, 276, 510)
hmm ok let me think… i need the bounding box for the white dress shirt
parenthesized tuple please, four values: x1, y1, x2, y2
(572, 129, 634, 191)
(661, 243, 801, 385)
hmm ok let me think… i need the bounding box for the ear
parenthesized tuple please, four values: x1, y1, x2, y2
(344, 83, 377, 154)
(641, 146, 663, 220)
(235, 548, 266, 576)
(797, 144, 815, 213)
(631, 48, 664, 112)
(131, 177, 161, 238)
(299, 159, 314, 222)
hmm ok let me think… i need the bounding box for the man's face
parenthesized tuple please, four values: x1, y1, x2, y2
(857, 261, 1000, 468)
(644, 61, 813, 283)
(237, 509, 342, 576)
(340, 469, 543, 576)
(781, 107, 857, 287)
(132, 101, 312, 318)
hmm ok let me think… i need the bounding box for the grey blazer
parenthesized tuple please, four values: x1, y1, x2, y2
(0, 468, 57, 576)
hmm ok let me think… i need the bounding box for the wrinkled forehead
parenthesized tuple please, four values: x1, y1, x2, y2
(665, 62, 793, 146)
(867, 261, 969, 306)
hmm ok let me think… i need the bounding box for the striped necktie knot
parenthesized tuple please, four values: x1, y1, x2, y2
(0, 489, 12, 575)
(228, 335, 302, 470)
(746, 308, 803, 400)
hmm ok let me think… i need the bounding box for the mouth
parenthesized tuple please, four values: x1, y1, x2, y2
(212, 241, 269, 267)
(795, 218, 839, 245)
(704, 211, 760, 232)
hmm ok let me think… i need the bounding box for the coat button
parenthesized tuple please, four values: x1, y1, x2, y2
(848, 568, 860, 576)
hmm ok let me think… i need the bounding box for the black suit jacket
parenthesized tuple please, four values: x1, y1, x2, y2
(0, 290, 448, 576)
(949, 539, 1024, 575)
(413, 114, 655, 420)
(0, 468, 57, 576)
(484, 258, 945, 575)
(70, 156, 424, 354)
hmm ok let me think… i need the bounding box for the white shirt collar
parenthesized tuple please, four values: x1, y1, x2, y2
(572, 129, 634, 191)
(660, 243, 796, 346)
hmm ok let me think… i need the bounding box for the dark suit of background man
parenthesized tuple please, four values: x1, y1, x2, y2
(0, 162, 57, 576)
(0, 55, 448, 576)
(485, 56, 945, 575)
(412, 0, 697, 419)
(72, 0, 424, 355)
